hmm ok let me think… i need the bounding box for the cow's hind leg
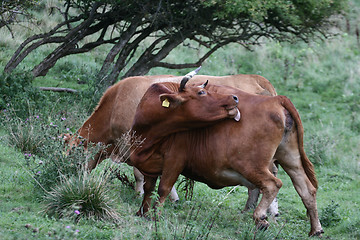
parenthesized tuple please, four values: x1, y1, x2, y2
(133, 167, 145, 195)
(275, 144, 323, 236)
(169, 186, 179, 202)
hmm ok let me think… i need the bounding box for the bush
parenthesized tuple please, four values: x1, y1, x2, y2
(0, 71, 45, 118)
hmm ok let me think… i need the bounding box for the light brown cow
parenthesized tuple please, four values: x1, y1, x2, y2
(64, 69, 278, 210)
(130, 80, 323, 236)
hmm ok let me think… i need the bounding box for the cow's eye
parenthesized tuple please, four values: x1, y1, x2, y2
(198, 90, 206, 95)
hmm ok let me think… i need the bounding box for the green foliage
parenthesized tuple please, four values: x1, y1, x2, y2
(0, 0, 40, 16)
(346, 95, 360, 133)
(305, 133, 335, 166)
(319, 201, 341, 227)
(1, 102, 91, 193)
(204, 0, 344, 28)
(0, 71, 45, 117)
(235, 222, 278, 240)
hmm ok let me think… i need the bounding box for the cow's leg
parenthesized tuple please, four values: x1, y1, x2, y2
(133, 167, 145, 195)
(267, 162, 279, 216)
(133, 167, 179, 202)
(252, 172, 283, 229)
(169, 186, 179, 202)
(153, 164, 183, 214)
(86, 145, 115, 171)
(244, 162, 279, 217)
(244, 188, 260, 211)
(136, 175, 158, 217)
(275, 148, 323, 236)
(86, 152, 106, 171)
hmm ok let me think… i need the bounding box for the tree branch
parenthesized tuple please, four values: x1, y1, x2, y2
(39, 87, 77, 93)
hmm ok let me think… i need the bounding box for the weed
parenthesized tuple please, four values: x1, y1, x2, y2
(320, 201, 341, 227)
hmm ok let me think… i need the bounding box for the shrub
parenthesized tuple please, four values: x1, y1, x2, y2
(0, 71, 45, 118)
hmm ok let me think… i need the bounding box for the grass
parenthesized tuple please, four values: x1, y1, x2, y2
(1, 0, 360, 239)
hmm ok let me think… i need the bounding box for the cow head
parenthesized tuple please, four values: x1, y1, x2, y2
(61, 133, 87, 153)
(158, 80, 240, 124)
(133, 74, 240, 137)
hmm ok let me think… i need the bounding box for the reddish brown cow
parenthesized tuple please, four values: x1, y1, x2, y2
(130, 80, 323, 236)
(63, 69, 279, 212)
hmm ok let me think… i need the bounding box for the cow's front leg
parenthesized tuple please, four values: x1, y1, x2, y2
(136, 175, 157, 217)
(253, 172, 283, 229)
(153, 167, 183, 216)
(244, 162, 279, 217)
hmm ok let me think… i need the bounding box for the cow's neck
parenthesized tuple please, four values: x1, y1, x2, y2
(131, 122, 189, 163)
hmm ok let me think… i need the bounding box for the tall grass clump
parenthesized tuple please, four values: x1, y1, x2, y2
(43, 167, 120, 222)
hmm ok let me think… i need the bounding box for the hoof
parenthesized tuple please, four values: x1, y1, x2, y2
(309, 229, 324, 237)
(135, 210, 143, 217)
(256, 219, 270, 231)
(135, 211, 152, 221)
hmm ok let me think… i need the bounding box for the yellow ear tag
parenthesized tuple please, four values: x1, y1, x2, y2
(162, 98, 170, 108)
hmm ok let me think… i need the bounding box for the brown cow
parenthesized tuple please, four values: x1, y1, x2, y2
(64, 68, 278, 211)
(130, 80, 323, 236)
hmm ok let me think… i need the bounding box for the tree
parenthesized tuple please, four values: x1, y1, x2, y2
(0, 0, 39, 37)
(4, 0, 345, 87)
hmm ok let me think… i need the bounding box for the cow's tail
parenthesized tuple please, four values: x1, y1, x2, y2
(279, 96, 318, 189)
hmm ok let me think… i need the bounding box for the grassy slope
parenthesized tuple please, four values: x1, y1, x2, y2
(0, 1, 360, 239)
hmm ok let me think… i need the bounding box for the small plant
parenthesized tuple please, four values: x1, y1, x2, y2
(320, 201, 341, 227)
(178, 176, 195, 200)
(43, 167, 120, 222)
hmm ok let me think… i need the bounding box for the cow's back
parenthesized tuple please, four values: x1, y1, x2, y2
(85, 73, 276, 144)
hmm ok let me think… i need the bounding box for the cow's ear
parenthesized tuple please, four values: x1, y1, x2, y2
(159, 93, 185, 108)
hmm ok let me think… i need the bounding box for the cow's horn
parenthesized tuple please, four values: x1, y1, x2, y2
(179, 66, 202, 92)
(199, 80, 208, 88)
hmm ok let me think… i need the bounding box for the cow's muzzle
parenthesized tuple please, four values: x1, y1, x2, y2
(228, 107, 241, 121)
(227, 95, 240, 121)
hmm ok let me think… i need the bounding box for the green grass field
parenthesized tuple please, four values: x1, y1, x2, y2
(0, 1, 359, 239)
